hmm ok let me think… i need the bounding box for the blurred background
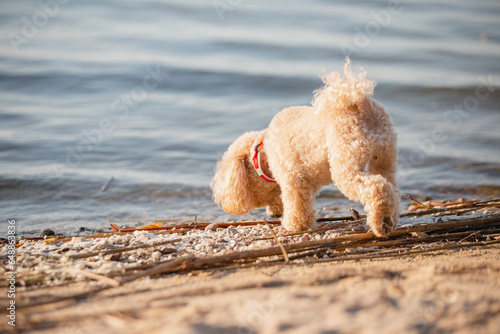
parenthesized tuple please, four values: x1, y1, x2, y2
(1, 0, 499, 236)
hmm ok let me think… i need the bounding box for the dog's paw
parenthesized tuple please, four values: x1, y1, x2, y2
(372, 217, 395, 237)
(281, 214, 315, 232)
(266, 206, 283, 218)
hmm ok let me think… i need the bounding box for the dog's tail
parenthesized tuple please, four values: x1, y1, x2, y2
(312, 57, 375, 114)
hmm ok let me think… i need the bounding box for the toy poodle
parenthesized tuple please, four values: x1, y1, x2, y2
(211, 58, 399, 237)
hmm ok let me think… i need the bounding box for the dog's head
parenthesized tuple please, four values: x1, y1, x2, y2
(211, 131, 279, 215)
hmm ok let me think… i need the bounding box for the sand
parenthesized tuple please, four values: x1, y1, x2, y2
(8, 247, 500, 334)
(3, 200, 500, 333)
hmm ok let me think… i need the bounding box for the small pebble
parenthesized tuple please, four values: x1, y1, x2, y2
(299, 235, 310, 242)
(159, 247, 176, 255)
(205, 223, 218, 231)
(151, 251, 162, 262)
(92, 239, 110, 250)
(350, 207, 360, 220)
(106, 253, 121, 261)
(40, 229, 55, 237)
(227, 228, 237, 236)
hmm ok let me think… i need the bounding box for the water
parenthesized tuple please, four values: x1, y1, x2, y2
(1, 0, 499, 236)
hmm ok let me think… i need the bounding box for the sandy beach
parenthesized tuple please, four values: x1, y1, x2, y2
(12, 247, 500, 334)
(2, 199, 500, 333)
(7, 246, 499, 334)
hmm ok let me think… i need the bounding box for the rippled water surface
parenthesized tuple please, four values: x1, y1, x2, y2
(1, 0, 499, 236)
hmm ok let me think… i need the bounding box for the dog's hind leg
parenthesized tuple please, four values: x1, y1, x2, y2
(330, 144, 399, 237)
(368, 141, 400, 226)
(368, 140, 398, 186)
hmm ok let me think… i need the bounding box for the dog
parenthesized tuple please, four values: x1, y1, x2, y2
(211, 58, 399, 237)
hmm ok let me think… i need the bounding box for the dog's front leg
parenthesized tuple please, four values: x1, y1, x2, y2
(279, 179, 317, 232)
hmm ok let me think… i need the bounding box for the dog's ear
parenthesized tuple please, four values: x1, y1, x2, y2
(211, 132, 258, 215)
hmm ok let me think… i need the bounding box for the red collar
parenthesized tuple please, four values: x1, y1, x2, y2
(252, 142, 276, 183)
